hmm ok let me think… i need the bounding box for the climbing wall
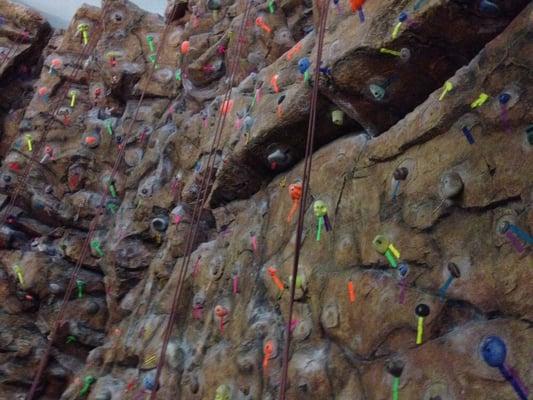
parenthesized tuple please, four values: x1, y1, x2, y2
(0, 0, 531, 399)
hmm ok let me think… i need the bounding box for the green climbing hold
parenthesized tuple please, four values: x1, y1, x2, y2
(104, 119, 114, 135)
(79, 375, 96, 397)
(90, 240, 105, 257)
(76, 279, 86, 298)
(146, 35, 156, 52)
(215, 384, 231, 400)
(106, 202, 118, 214)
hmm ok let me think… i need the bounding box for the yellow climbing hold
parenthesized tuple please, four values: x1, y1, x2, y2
(470, 92, 489, 108)
(439, 81, 453, 101)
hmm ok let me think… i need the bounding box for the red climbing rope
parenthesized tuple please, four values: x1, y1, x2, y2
(278, 0, 330, 398)
(149, 2, 255, 398)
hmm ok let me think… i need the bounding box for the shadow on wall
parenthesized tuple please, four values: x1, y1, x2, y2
(209, 94, 362, 207)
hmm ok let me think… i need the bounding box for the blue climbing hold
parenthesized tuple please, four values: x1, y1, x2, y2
(498, 93, 511, 105)
(398, 262, 409, 278)
(399, 12, 408, 22)
(244, 115, 254, 131)
(481, 336, 507, 368)
(143, 371, 158, 391)
(319, 66, 332, 76)
(479, 0, 500, 15)
(298, 57, 310, 74)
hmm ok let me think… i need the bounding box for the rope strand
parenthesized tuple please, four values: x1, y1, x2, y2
(278, 1, 330, 398)
(1, 2, 111, 227)
(0, 22, 29, 68)
(25, 0, 184, 396)
(149, 2, 254, 398)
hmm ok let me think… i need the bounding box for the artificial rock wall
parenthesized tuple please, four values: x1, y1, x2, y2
(0, 0, 531, 399)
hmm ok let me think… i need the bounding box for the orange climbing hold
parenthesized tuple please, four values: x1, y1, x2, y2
(220, 99, 234, 115)
(286, 41, 302, 61)
(255, 17, 272, 33)
(68, 174, 80, 190)
(270, 74, 280, 93)
(277, 104, 283, 118)
(350, 0, 365, 12)
(263, 340, 274, 369)
(180, 40, 190, 55)
(286, 182, 302, 223)
(267, 267, 285, 291)
(85, 136, 97, 145)
(348, 280, 356, 303)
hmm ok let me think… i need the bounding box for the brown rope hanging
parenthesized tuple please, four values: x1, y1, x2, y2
(0, 20, 30, 68)
(148, 2, 255, 398)
(278, 0, 330, 398)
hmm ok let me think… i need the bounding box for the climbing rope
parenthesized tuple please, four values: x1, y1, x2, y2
(0, 36, 21, 68)
(148, 2, 255, 398)
(278, 0, 330, 398)
(0, 2, 111, 228)
(24, 4, 114, 399)
(25, 0, 183, 397)
(0, 22, 29, 68)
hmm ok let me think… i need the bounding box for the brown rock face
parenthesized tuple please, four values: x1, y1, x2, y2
(0, 0, 532, 399)
(0, 1, 52, 158)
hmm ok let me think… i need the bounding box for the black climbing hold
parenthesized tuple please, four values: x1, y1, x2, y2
(415, 303, 430, 317)
(526, 125, 533, 145)
(151, 216, 169, 232)
(386, 359, 404, 377)
(447, 262, 461, 278)
(393, 167, 408, 181)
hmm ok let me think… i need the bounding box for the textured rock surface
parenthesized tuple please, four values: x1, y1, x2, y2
(0, 0, 52, 157)
(0, 0, 532, 399)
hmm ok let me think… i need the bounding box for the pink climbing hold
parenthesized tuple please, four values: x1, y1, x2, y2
(38, 86, 49, 101)
(250, 233, 258, 253)
(214, 305, 229, 333)
(232, 273, 239, 294)
(289, 319, 299, 332)
(192, 303, 203, 320)
(192, 256, 202, 277)
(8, 162, 21, 172)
